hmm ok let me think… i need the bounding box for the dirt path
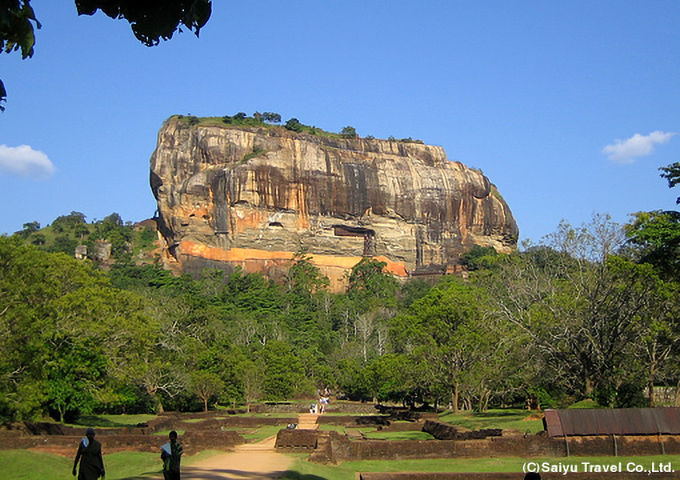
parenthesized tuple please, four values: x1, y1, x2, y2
(173, 413, 321, 479)
(154, 435, 295, 480)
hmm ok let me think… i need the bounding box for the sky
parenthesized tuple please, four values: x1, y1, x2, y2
(2, 1, 680, 244)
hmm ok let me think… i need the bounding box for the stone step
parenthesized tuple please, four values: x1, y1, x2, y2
(235, 435, 277, 452)
(297, 413, 320, 430)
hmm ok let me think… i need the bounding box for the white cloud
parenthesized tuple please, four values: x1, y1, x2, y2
(602, 131, 676, 163)
(0, 144, 55, 179)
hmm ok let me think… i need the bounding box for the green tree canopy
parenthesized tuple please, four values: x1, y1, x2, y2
(625, 163, 680, 279)
(340, 126, 357, 138)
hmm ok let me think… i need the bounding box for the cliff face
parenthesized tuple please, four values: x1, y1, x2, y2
(150, 118, 518, 289)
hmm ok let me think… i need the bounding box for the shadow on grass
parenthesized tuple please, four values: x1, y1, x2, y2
(472, 410, 528, 418)
(116, 473, 158, 480)
(268, 471, 328, 480)
(72, 414, 155, 428)
(117, 468, 328, 480)
(73, 415, 127, 428)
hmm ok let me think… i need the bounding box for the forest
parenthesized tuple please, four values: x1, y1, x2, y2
(2, 164, 680, 424)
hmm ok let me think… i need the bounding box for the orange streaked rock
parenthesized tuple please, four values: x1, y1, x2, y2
(150, 118, 518, 289)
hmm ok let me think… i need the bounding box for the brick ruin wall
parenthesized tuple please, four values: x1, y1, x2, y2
(276, 428, 680, 464)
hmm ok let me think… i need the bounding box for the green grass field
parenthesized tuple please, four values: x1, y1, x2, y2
(438, 408, 544, 434)
(69, 414, 158, 429)
(280, 455, 680, 479)
(362, 430, 434, 441)
(6, 450, 678, 480)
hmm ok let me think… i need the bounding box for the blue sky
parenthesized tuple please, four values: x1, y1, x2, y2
(2, 1, 680, 243)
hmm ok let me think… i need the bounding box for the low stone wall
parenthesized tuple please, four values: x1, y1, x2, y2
(275, 428, 319, 452)
(316, 415, 393, 427)
(285, 430, 680, 464)
(376, 421, 425, 432)
(123, 412, 297, 436)
(562, 435, 680, 457)
(423, 420, 502, 440)
(178, 416, 297, 429)
(255, 402, 305, 414)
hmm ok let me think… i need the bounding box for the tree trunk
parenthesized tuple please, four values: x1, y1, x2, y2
(584, 374, 594, 398)
(480, 391, 490, 412)
(648, 364, 656, 407)
(451, 384, 459, 414)
(154, 394, 164, 414)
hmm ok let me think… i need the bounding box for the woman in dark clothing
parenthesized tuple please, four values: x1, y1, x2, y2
(73, 427, 105, 479)
(161, 430, 183, 480)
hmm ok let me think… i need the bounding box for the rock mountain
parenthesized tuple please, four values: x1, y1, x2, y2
(150, 117, 518, 290)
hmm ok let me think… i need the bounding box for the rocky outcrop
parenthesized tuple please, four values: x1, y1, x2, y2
(150, 117, 518, 289)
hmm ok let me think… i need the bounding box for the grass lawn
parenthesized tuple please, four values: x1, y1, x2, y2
(69, 414, 158, 429)
(0, 449, 226, 480)
(233, 412, 299, 418)
(279, 455, 680, 480)
(0, 450, 160, 480)
(4, 448, 680, 479)
(14, 408, 674, 479)
(318, 424, 349, 433)
(438, 408, 544, 434)
(241, 424, 284, 442)
(362, 430, 434, 441)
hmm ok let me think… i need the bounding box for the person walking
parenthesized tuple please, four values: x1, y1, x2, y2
(161, 430, 183, 480)
(72, 427, 105, 479)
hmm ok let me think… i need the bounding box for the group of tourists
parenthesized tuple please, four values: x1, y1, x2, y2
(309, 396, 330, 414)
(72, 428, 182, 480)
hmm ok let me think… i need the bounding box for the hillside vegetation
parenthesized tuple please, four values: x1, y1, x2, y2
(173, 111, 425, 143)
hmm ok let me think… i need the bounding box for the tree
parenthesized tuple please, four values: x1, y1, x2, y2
(240, 360, 265, 412)
(334, 357, 371, 401)
(256, 340, 306, 400)
(389, 278, 508, 412)
(51, 211, 87, 232)
(0, 1, 41, 111)
(630, 274, 680, 406)
(190, 370, 223, 412)
(660, 162, 680, 204)
(282, 253, 331, 348)
(347, 257, 398, 310)
(76, 1, 211, 46)
(626, 210, 680, 279)
(363, 354, 410, 404)
(284, 118, 303, 132)
(625, 163, 680, 279)
(45, 338, 106, 422)
(262, 112, 281, 124)
(340, 126, 357, 138)
(460, 245, 498, 271)
(1, 0, 211, 109)
(542, 213, 626, 264)
(0, 236, 140, 421)
(14, 221, 40, 238)
(482, 220, 675, 407)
